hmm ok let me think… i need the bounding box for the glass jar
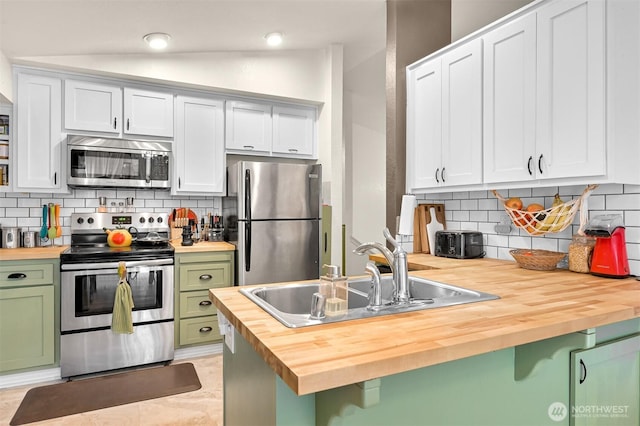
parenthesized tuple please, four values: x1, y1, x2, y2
(568, 234, 596, 273)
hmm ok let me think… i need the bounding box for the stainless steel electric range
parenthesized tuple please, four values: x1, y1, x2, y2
(60, 212, 175, 378)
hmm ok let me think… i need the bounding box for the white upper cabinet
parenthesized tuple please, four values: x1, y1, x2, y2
(123, 88, 174, 137)
(173, 96, 225, 195)
(440, 39, 483, 187)
(408, 0, 636, 193)
(225, 101, 272, 154)
(64, 81, 173, 138)
(484, 0, 606, 185)
(535, 0, 605, 180)
(15, 73, 65, 192)
(406, 58, 442, 190)
(483, 13, 537, 184)
(225, 100, 318, 159)
(406, 38, 482, 192)
(64, 80, 122, 133)
(272, 105, 316, 158)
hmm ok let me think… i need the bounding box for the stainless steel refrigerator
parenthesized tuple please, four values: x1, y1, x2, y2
(223, 161, 322, 286)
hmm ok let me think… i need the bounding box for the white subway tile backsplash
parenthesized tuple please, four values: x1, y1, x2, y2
(625, 211, 640, 226)
(508, 236, 531, 249)
(1, 189, 221, 246)
(419, 184, 639, 275)
(532, 238, 558, 251)
(606, 194, 640, 210)
(469, 210, 487, 222)
(460, 199, 478, 210)
(453, 210, 470, 222)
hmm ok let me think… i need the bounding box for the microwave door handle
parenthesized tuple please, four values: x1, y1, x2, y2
(145, 153, 151, 183)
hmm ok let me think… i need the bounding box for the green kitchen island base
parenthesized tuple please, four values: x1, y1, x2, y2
(223, 320, 639, 426)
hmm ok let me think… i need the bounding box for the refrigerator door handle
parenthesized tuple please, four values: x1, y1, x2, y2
(245, 169, 251, 272)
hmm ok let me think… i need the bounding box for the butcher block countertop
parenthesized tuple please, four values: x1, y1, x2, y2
(0, 241, 234, 260)
(171, 241, 235, 253)
(210, 256, 640, 396)
(369, 252, 507, 270)
(0, 245, 69, 261)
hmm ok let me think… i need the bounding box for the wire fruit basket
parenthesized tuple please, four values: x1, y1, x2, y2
(492, 185, 598, 236)
(510, 249, 566, 271)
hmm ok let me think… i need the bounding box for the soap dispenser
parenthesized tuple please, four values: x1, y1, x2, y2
(320, 264, 348, 316)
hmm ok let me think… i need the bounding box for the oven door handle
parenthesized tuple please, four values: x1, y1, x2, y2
(61, 258, 174, 271)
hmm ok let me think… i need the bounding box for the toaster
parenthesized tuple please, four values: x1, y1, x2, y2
(434, 230, 484, 259)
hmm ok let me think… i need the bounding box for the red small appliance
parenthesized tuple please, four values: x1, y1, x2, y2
(584, 215, 630, 278)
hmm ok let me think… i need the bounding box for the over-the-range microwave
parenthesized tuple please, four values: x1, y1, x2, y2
(67, 135, 171, 189)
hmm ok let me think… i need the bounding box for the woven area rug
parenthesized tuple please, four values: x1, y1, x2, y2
(10, 363, 201, 425)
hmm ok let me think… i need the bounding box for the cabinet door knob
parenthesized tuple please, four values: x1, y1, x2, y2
(435, 168, 440, 183)
(199, 274, 213, 281)
(8, 273, 27, 280)
(199, 326, 213, 333)
(527, 156, 533, 175)
(199, 300, 212, 306)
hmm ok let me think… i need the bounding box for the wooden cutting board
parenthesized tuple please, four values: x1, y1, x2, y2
(413, 204, 446, 254)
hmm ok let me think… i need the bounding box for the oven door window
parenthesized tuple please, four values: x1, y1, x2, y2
(74, 268, 163, 316)
(70, 148, 146, 180)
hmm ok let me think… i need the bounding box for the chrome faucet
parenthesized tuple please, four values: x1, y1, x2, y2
(354, 228, 410, 304)
(364, 261, 383, 309)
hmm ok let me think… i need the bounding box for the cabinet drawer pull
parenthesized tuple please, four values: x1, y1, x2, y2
(8, 273, 27, 280)
(288, 148, 298, 153)
(527, 156, 533, 175)
(243, 145, 255, 150)
(199, 300, 212, 306)
(199, 274, 213, 281)
(199, 326, 213, 333)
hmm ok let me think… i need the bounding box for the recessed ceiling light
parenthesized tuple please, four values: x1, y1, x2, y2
(265, 32, 283, 47)
(143, 33, 171, 50)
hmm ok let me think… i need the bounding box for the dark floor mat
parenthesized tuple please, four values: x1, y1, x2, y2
(10, 363, 201, 425)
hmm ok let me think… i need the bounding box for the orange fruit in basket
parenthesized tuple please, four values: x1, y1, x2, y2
(505, 197, 523, 210)
(525, 203, 544, 212)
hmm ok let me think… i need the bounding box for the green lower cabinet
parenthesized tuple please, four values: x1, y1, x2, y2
(224, 320, 640, 426)
(174, 251, 234, 348)
(570, 333, 640, 426)
(179, 316, 222, 346)
(0, 285, 54, 372)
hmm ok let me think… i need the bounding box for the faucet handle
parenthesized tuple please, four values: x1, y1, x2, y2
(383, 227, 404, 252)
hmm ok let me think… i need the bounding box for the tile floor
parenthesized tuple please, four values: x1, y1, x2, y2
(0, 355, 223, 425)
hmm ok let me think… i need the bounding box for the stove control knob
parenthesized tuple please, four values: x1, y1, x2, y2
(139, 217, 146, 224)
(77, 217, 84, 224)
(87, 217, 94, 224)
(148, 217, 155, 223)
(157, 217, 163, 224)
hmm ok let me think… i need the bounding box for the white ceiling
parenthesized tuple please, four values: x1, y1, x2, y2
(0, 0, 386, 58)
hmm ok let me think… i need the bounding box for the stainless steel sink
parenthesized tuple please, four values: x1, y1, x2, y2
(240, 274, 499, 328)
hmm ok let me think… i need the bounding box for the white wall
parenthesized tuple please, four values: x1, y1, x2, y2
(343, 45, 387, 275)
(0, 50, 11, 103)
(451, 0, 534, 41)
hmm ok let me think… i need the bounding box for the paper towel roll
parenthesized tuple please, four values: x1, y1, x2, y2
(398, 195, 416, 235)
